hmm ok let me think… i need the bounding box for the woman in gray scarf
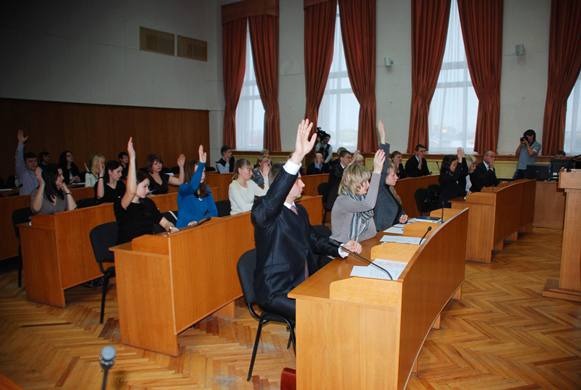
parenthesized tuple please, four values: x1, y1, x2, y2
(330, 149, 385, 243)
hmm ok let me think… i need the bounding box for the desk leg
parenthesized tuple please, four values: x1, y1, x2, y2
(494, 240, 504, 252)
(542, 279, 581, 303)
(215, 301, 236, 319)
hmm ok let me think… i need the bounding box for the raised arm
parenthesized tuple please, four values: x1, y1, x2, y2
(377, 120, 391, 178)
(169, 154, 186, 186)
(15, 130, 28, 176)
(95, 159, 105, 199)
(120, 138, 136, 210)
(30, 167, 44, 213)
(335, 150, 384, 212)
(179, 146, 206, 196)
(61, 181, 77, 211)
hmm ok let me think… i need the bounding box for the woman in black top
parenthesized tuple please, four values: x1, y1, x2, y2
(439, 155, 467, 207)
(95, 160, 126, 203)
(58, 150, 81, 184)
(390, 151, 406, 179)
(145, 153, 185, 194)
(115, 138, 177, 244)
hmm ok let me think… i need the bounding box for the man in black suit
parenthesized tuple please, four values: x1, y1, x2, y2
(252, 120, 361, 320)
(405, 144, 430, 177)
(470, 150, 500, 192)
(306, 152, 330, 175)
(325, 149, 352, 209)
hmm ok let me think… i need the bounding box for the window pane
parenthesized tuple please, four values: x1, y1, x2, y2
(236, 27, 264, 151)
(564, 76, 581, 155)
(317, 6, 359, 152)
(428, 0, 478, 153)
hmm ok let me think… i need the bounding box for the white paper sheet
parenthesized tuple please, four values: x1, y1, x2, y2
(350, 259, 407, 280)
(383, 226, 404, 234)
(380, 235, 422, 245)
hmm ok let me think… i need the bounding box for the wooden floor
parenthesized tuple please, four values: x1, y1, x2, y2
(0, 228, 580, 389)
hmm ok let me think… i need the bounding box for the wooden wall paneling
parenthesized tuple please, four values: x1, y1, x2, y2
(300, 174, 327, 197)
(533, 181, 565, 229)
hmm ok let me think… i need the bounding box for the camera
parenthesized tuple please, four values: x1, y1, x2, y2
(520, 137, 526, 143)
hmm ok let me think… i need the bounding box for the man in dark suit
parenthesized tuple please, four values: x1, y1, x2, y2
(470, 150, 500, 192)
(325, 149, 352, 209)
(252, 120, 361, 320)
(216, 145, 235, 173)
(306, 152, 330, 175)
(405, 144, 430, 177)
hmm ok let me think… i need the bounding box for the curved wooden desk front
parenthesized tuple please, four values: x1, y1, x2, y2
(289, 209, 468, 390)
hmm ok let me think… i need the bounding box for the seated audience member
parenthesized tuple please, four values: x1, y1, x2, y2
(464, 155, 477, 193)
(176, 145, 218, 228)
(15, 130, 38, 195)
(85, 154, 106, 188)
(59, 150, 82, 184)
(252, 119, 361, 321)
(316, 132, 333, 164)
(326, 149, 353, 210)
(375, 121, 408, 231)
(513, 129, 541, 179)
(331, 149, 385, 243)
(115, 138, 177, 244)
(216, 145, 235, 173)
(455, 147, 469, 193)
(38, 151, 51, 168)
(554, 150, 566, 159)
(144, 153, 185, 194)
(31, 165, 77, 215)
(306, 152, 329, 175)
(351, 151, 365, 166)
(405, 144, 430, 177)
(229, 159, 270, 215)
(95, 160, 125, 203)
(439, 155, 467, 207)
(253, 153, 272, 188)
(118, 151, 129, 179)
(390, 150, 406, 179)
(470, 150, 500, 192)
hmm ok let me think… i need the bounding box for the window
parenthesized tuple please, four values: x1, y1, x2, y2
(564, 76, 581, 155)
(428, 0, 478, 153)
(236, 27, 265, 151)
(318, 7, 359, 151)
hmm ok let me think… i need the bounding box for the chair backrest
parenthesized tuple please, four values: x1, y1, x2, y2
(317, 182, 330, 202)
(237, 249, 258, 310)
(12, 207, 32, 239)
(76, 197, 99, 209)
(89, 222, 118, 266)
(426, 184, 442, 212)
(216, 199, 231, 217)
(414, 188, 429, 214)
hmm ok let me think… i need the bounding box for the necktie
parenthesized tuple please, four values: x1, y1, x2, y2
(290, 205, 298, 215)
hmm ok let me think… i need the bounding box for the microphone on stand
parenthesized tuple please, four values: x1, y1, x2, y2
(339, 244, 393, 280)
(419, 226, 432, 245)
(100, 346, 116, 390)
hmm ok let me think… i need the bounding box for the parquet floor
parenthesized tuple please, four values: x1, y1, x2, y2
(0, 228, 580, 389)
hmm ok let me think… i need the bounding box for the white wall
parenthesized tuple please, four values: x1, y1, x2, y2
(1, 0, 551, 156)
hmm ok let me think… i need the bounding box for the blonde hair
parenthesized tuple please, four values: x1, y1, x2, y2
(385, 158, 403, 204)
(90, 154, 105, 176)
(339, 164, 371, 195)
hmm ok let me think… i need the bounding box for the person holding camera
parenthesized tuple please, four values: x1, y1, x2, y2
(316, 129, 333, 164)
(513, 129, 541, 179)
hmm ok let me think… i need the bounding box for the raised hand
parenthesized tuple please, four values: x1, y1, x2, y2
(373, 149, 386, 174)
(98, 160, 105, 176)
(260, 159, 271, 177)
(127, 137, 135, 159)
(34, 167, 44, 184)
(457, 147, 464, 160)
(198, 145, 207, 163)
(17, 129, 29, 144)
(177, 154, 186, 167)
(377, 120, 387, 144)
(399, 214, 408, 224)
(291, 119, 316, 164)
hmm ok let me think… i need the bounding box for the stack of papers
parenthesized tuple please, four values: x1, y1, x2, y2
(350, 259, 407, 280)
(407, 218, 441, 224)
(383, 226, 404, 234)
(380, 235, 422, 245)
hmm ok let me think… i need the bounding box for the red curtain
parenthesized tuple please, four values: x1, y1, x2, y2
(338, 0, 377, 153)
(407, 0, 451, 153)
(457, 0, 503, 154)
(541, 0, 581, 155)
(221, 18, 247, 149)
(304, 0, 337, 128)
(249, 14, 281, 151)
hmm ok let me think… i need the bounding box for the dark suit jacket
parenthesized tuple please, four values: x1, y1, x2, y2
(470, 162, 500, 192)
(306, 162, 329, 175)
(396, 163, 406, 179)
(374, 143, 403, 230)
(457, 158, 469, 192)
(405, 155, 430, 177)
(439, 169, 465, 206)
(326, 160, 344, 209)
(252, 169, 340, 308)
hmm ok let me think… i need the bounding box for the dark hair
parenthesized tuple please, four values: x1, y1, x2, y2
(523, 129, 536, 144)
(118, 151, 128, 160)
(440, 155, 458, 175)
(24, 152, 37, 160)
(184, 160, 209, 198)
(41, 164, 64, 201)
(145, 154, 162, 173)
(136, 169, 149, 184)
(390, 151, 402, 159)
(58, 150, 72, 167)
(415, 144, 426, 151)
(339, 150, 352, 158)
(38, 151, 49, 160)
(220, 145, 231, 156)
(104, 160, 122, 182)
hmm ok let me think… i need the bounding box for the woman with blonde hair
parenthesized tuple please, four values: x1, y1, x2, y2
(330, 149, 385, 242)
(85, 154, 106, 187)
(228, 158, 270, 215)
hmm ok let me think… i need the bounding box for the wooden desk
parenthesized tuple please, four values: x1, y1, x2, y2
(18, 192, 178, 307)
(289, 209, 468, 389)
(543, 171, 581, 302)
(112, 195, 322, 355)
(533, 181, 565, 229)
(205, 172, 233, 201)
(0, 186, 94, 261)
(394, 175, 439, 218)
(442, 179, 535, 263)
(301, 174, 328, 196)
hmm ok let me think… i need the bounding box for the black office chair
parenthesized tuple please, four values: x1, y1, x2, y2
(414, 188, 429, 215)
(426, 184, 442, 212)
(89, 222, 118, 323)
(12, 207, 32, 287)
(317, 182, 331, 224)
(237, 249, 296, 381)
(76, 197, 99, 209)
(216, 199, 231, 217)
